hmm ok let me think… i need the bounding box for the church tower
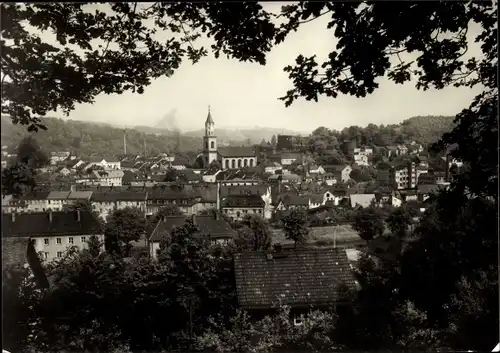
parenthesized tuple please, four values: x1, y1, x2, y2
(203, 106, 218, 168)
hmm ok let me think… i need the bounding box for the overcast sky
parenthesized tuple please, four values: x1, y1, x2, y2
(61, 2, 484, 133)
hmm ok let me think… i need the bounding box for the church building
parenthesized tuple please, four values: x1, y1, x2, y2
(202, 107, 258, 170)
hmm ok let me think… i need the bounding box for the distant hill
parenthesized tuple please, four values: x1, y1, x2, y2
(183, 127, 304, 144)
(0, 116, 202, 158)
(400, 115, 455, 145)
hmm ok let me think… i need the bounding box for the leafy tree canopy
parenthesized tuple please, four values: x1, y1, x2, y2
(1, 2, 275, 130)
(16, 136, 50, 168)
(353, 206, 385, 242)
(234, 214, 272, 251)
(105, 207, 146, 256)
(281, 208, 310, 246)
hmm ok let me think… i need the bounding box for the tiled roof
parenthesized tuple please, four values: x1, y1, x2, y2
(323, 165, 349, 172)
(280, 194, 309, 206)
(47, 191, 71, 200)
(67, 191, 93, 200)
(172, 157, 190, 166)
(305, 193, 324, 203)
(220, 185, 269, 197)
(20, 191, 50, 201)
(417, 184, 447, 195)
(218, 147, 256, 158)
(150, 215, 236, 242)
(281, 152, 301, 160)
(91, 191, 147, 202)
(233, 247, 356, 309)
(222, 194, 265, 208)
(2, 237, 30, 267)
(121, 160, 138, 168)
(148, 187, 201, 200)
(2, 211, 102, 237)
(195, 184, 218, 203)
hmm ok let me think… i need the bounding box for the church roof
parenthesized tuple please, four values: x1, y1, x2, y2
(218, 147, 256, 158)
(205, 107, 214, 125)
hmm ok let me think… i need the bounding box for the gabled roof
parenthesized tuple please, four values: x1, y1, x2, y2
(233, 247, 356, 309)
(171, 157, 190, 166)
(67, 191, 93, 200)
(2, 237, 50, 289)
(323, 164, 350, 172)
(220, 185, 269, 198)
(281, 152, 301, 160)
(279, 194, 309, 206)
(2, 237, 31, 267)
(148, 187, 201, 200)
(222, 194, 265, 208)
(47, 191, 71, 200)
(149, 215, 235, 242)
(417, 184, 447, 195)
(218, 147, 256, 158)
(91, 191, 147, 202)
(20, 191, 50, 201)
(2, 211, 102, 237)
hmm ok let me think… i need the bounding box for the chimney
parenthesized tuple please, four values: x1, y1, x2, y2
(216, 182, 220, 211)
(70, 184, 76, 192)
(445, 154, 451, 182)
(266, 253, 273, 261)
(48, 211, 53, 223)
(76, 210, 81, 222)
(11, 212, 15, 222)
(191, 214, 196, 225)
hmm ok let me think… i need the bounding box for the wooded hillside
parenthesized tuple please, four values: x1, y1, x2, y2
(1, 116, 202, 157)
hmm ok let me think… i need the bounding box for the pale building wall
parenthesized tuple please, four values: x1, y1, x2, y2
(221, 157, 257, 170)
(34, 234, 104, 262)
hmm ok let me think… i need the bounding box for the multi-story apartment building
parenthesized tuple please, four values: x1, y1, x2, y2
(19, 191, 50, 212)
(389, 162, 418, 190)
(221, 194, 265, 222)
(76, 170, 124, 186)
(2, 210, 103, 262)
(91, 190, 148, 220)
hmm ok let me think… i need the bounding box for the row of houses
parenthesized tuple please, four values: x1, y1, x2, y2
(3, 179, 445, 225)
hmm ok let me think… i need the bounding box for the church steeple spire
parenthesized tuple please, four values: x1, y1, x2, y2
(205, 105, 214, 125)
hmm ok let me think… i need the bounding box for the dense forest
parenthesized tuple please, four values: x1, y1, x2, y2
(1, 115, 454, 158)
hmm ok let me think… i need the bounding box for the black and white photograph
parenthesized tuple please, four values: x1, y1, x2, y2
(1, 2, 499, 352)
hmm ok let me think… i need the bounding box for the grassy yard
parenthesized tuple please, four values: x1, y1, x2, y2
(271, 225, 362, 246)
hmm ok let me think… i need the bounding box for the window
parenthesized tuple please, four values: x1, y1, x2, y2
(44, 252, 49, 259)
(56, 238, 62, 244)
(293, 316, 304, 327)
(57, 251, 63, 258)
(44, 238, 49, 245)
(68, 237, 74, 244)
(81, 236, 87, 243)
(236, 211, 241, 218)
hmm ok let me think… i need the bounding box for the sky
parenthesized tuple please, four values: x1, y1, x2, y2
(50, 2, 484, 133)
